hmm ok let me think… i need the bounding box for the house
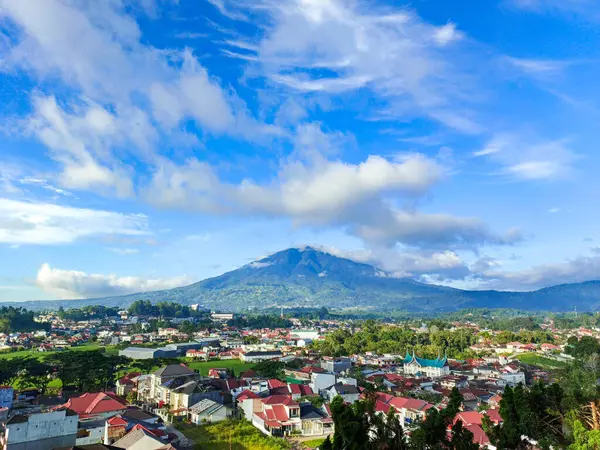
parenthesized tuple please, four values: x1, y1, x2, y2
(103, 409, 166, 445)
(0, 409, 79, 450)
(403, 352, 450, 378)
(188, 399, 232, 424)
(137, 364, 198, 405)
(116, 372, 141, 397)
(58, 392, 128, 445)
(540, 343, 561, 352)
(251, 395, 302, 437)
(387, 396, 433, 426)
(111, 428, 166, 450)
(327, 383, 361, 404)
(453, 410, 503, 448)
(299, 403, 334, 437)
(61, 392, 128, 420)
(288, 384, 314, 400)
(186, 349, 208, 360)
(241, 350, 283, 362)
(153, 377, 224, 420)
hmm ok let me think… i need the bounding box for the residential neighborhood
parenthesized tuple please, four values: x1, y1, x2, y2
(0, 304, 590, 449)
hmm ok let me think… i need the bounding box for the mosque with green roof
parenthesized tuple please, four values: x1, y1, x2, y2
(403, 350, 450, 378)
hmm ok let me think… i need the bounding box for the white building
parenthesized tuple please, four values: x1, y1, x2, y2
(0, 409, 78, 450)
(189, 399, 231, 424)
(241, 350, 282, 362)
(402, 352, 450, 378)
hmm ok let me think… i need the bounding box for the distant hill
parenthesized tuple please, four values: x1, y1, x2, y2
(5, 247, 600, 312)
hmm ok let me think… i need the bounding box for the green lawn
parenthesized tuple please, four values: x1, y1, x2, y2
(181, 419, 290, 450)
(0, 343, 103, 360)
(186, 359, 255, 376)
(515, 352, 567, 368)
(302, 438, 326, 449)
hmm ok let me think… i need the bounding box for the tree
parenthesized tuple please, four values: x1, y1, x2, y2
(126, 390, 137, 404)
(321, 436, 333, 450)
(569, 420, 600, 450)
(253, 360, 284, 379)
(0, 357, 26, 385)
(21, 359, 54, 396)
(410, 407, 447, 449)
(482, 385, 528, 449)
(443, 387, 463, 420)
(49, 350, 128, 392)
(449, 420, 479, 450)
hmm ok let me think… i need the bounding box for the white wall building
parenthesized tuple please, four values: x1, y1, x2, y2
(0, 410, 78, 450)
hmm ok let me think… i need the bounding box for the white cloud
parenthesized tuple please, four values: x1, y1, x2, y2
(474, 253, 600, 291)
(108, 248, 139, 255)
(474, 133, 577, 180)
(0, 0, 276, 195)
(309, 244, 471, 280)
(433, 23, 462, 46)
(0, 198, 149, 245)
(218, 0, 480, 132)
(145, 151, 443, 222)
(36, 263, 190, 299)
(173, 32, 208, 39)
(354, 211, 522, 249)
(18, 177, 73, 197)
(248, 261, 273, 269)
(507, 0, 597, 16)
(506, 57, 568, 77)
(548, 208, 560, 213)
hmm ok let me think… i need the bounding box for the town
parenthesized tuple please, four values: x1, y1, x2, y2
(0, 302, 598, 449)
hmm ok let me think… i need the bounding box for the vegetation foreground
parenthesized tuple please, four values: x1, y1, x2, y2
(181, 419, 291, 450)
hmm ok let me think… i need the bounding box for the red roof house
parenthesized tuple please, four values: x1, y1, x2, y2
(60, 392, 128, 419)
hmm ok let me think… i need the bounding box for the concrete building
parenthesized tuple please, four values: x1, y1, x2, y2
(309, 373, 336, 395)
(241, 350, 282, 362)
(321, 357, 352, 374)
(0, 386, 14, 409)
(118, 347, 178, 360)
(210, 313, 234, 321)
(0, 409, 78, 450)
(163, 342, 205, 355)
(290, 330, 320, 340)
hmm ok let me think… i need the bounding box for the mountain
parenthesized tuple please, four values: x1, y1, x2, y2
(6, 247, 600, 312)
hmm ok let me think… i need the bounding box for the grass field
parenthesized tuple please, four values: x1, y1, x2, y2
(186, 359, 255, 376)
(302, 438, 326, 448)
(515, 352, 568, 368)
(182, 419, 290, 450)
(0, 343, 105, 360)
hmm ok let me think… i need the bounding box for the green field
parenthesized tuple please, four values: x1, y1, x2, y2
(181, 419, 290, 450)
(0, 343, 107, 360)
(186, 359, 255, 376)
(515, 352, 568, 368)
(302, 438, 326, 449)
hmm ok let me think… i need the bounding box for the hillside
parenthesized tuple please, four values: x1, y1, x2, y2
(5, 247, 600, 312)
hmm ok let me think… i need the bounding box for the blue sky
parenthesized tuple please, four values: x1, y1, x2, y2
(1, 0, 600, 302)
